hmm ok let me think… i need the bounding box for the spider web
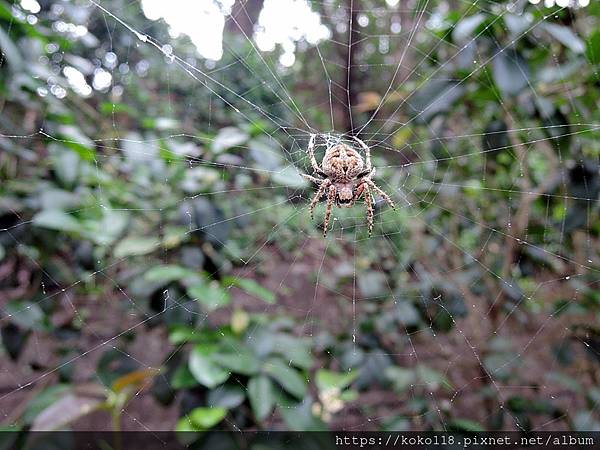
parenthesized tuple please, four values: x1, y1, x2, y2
(1, 0, 599, 434)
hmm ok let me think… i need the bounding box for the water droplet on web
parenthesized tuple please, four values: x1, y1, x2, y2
(135, 32, 148, 42)
(163, 289, 169, 312)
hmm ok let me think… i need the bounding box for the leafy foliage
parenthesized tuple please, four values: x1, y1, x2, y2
(0, 0, 599, 434)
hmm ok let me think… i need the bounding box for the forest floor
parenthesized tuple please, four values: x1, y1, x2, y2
(0, 240, 593, 431)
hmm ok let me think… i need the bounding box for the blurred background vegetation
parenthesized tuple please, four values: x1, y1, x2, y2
(0, 0, 599, 437)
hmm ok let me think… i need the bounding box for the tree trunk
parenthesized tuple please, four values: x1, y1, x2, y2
(225, 0, 265, 37)
(343, 0, 361, 135)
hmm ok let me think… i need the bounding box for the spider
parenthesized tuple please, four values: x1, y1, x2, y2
(301, 134, 396, 237)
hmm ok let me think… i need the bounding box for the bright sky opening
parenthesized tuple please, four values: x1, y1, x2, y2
(140, 0, 329, 65)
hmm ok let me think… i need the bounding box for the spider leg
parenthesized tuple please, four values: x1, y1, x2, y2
(301, 173, 323, 184)
(352, 135, 372, 172)
(354, 182, 366, 201)
(323, 184, 336, 237)
(307, 134, 322, 174)
(362, 183, 374, 236)
(308, 179, 331, 219)
(365, 179, 396, 209)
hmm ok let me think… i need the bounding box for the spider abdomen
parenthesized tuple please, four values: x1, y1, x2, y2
(322, 144, 364, 180)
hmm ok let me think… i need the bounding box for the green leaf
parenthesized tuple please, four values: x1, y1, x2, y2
(175, 407, 227, 432)
(96, 349, 138, 387)
(507, 396, 558, 415)
(171, 365, 198, 389)
(492, 48, 529, 98)
(174, 418, 196, 433)
(385, 366, 416, 393)
(538, 60, 584, 84)
(247, 375, 275, 421)
(39, 189, 80, 211)
(409, 79, 465, 123)
(168, 326, 197, 345)
(586, 30, 600, 65)
(447, 419, 486, 432)
(212, 349, 261, 376)
(23, 385, 71, 425)
(542, 23, 585, 54)
(504, 13, 531, 37)
(169, 326, 222, 345)
(144, 265, 196, 284)
(573, 411, 600, 431)
(272, 334, 313, 370)
(249, 137, 284, 170)
(33, 210, 81, 233)
(85, 210, 129, 246)
(264, 358, 307, 399)
(587, 387, 600, 408)
(187, 282, 231, 310)
(223, 276, 275, 304)
(64, 142, 96, 162)
(0, 1, 15, 20)
(272, 166, 308, 188)
(340, 389, 358, 402)
(0, 26, 24, 71)
(114, 237, 158, 258)
(416, 365, 452, 391)
(188, 407, 227, 429)
(279, 398, 328, 431)
(49, 144, 81, 188)
(57, 125, 96, 161)
(31, 393, 103, 431)
(316, 369, 358, 391)
(212, 127, 248, 153)
(5, 302, 45, 330)
(188, 346, 230, 388)
(208, 384, 246, 409)
(149, 117, 180, 131)
(100, 102, 135, 115)
(452, 13, 486, 43)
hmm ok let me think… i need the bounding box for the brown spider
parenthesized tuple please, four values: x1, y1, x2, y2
(301, 134, 396, 237)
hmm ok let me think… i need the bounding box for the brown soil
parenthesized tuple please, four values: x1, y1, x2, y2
(0, 240, 595, 431)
